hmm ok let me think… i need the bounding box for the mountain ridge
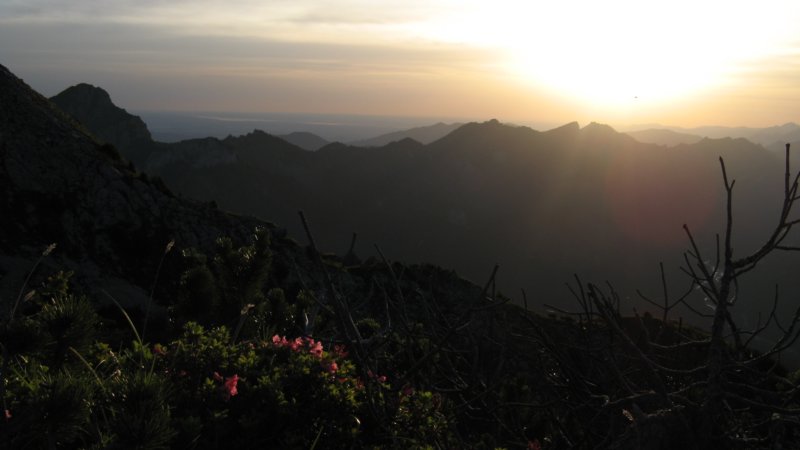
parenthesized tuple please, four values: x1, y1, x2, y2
(0, 64, 283, 312)
(44, 81, 797, 335)
(348, 121, 464, 147)
(50, 83, 153, 165)
(625, 122, 800, 149)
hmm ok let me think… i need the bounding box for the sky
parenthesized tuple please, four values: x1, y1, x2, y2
(1, 0, 800, 128)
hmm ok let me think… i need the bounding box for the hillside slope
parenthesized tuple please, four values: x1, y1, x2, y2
(0, 65, 279, 311)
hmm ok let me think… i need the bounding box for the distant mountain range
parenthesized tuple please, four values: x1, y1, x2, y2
(137, 109, 465, 145)
(626, 122, 800, 152)
(625, 128, 705, 146)
(348, 122, 464, 147)
(277, 122, 463, 150)
(48, 83, 800, 346)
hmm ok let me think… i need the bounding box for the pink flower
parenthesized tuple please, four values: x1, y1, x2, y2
(527, 439, 541, 450)
(401, 385, 415, 397)
(4, 409, 10, 421)
(377, 375, 387, 383)
(309, 341, 323, 358)
(323, 360, 338, 374)
(272, 334, 289, 347)
(224, 374, 239, 398)
(290, 337, 303, 351)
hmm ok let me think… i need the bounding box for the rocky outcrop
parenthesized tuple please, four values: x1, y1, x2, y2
(50, 83, 154, 166)
(0, 63, 272, 310)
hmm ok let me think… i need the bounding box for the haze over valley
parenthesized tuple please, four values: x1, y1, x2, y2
(48, 82, 800, 353)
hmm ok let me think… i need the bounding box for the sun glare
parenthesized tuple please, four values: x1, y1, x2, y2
(412, 1, 800, 114)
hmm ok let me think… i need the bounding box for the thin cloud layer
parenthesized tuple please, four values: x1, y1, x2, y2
(1, 0, 799, 126)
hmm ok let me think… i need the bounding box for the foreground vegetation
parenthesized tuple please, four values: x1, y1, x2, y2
(2, 148, 800, 449)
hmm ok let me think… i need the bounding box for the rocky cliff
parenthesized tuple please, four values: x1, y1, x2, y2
(0, 64, 273, 312)
(50, 83, 155, 166)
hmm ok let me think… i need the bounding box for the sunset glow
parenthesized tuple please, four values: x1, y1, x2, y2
(1, 0, 799, 127)
(412, 1, 800, 117)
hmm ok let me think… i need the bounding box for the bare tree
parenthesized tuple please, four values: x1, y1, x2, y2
(533, 144, 800, 449)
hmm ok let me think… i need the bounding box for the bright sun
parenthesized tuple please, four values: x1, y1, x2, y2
(414, 0, 800, 112)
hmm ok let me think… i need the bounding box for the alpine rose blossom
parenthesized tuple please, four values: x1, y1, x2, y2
(309, 340, 323, 357)
(223, 374, 239, 400)
(323, 360, 338, 374)
(272, 335, 289, 347)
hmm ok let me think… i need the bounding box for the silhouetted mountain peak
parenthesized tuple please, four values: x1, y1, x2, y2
(1, 63, 267, 301)
(51, 82, 153, 165)
(578, 121, 640, 148)
(431, 119, 541, 151)
(54, 83, 113, 106)
(223, 129, 302, 151)
(542, 121, 580, 138)
(439, 119, 506, 137)
(374, 137, 424, 153)
(581, 121, 617, 135)
(561, 121, 580, 131)
(387, 137, 423, 148)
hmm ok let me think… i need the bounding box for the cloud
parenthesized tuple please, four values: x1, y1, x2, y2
(0, 16, 498, 116)
(0, 0, 437, 33)
(3, 0, 799, 125)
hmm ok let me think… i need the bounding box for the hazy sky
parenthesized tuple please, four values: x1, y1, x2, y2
(2, 0, 799, 127)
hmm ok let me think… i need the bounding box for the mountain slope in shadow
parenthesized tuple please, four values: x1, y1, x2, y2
(47, 83, 798, 332)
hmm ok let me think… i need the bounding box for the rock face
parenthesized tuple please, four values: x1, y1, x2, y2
(0, 63, 269, 308)
(50, 83, 154, 166)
